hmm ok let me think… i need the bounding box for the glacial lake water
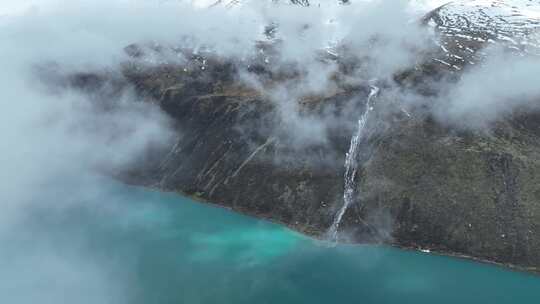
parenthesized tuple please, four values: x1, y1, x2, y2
(9, 180, 540, 304)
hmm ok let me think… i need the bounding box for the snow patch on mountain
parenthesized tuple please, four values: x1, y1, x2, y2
(426, 0, 540, 60)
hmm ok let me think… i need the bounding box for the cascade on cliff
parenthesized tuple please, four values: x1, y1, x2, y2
(328, 84, 380, 241)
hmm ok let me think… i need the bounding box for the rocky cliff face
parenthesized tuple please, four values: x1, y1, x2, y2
(359, 0, 540, 270)
(65, 0, 540, 272)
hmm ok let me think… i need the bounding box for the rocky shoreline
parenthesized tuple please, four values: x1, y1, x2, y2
(128, 178, 540, 275)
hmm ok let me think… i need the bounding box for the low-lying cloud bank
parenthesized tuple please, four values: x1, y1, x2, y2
(0, 1, 178, 303)
(435, 47, 540, 129)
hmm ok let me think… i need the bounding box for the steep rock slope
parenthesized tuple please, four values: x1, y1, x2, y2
(357, 0, 540, 269)
(69, 1, 540, 271)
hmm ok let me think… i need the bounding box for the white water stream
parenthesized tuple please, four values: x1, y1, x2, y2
(328, 84, 379, 241)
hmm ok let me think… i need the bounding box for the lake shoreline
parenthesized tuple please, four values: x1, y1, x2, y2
(127, 180, 540, 276)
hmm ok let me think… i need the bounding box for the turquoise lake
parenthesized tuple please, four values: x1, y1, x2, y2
(8, 180, 540, 304)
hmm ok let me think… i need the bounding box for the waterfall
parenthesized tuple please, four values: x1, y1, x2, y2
(328, 84, 379, 241)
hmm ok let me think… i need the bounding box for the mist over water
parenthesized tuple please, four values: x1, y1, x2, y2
(5, 180, 539, 304)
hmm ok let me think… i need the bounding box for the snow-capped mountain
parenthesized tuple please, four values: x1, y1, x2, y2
(428, 0, 540, 45)
(423, 0, 540, 69)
